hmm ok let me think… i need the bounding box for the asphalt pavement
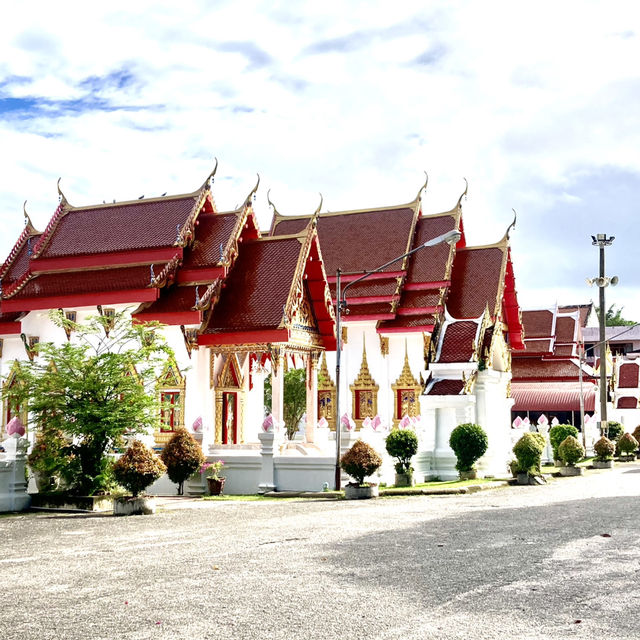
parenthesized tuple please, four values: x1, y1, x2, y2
(1, 464, 639, 640)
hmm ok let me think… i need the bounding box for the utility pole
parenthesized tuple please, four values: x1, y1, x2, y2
(590, 234, 616, 438)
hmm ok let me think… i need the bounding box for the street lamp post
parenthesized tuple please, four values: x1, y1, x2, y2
(589, 234, 617, 438)
(333, 228, 462, 490)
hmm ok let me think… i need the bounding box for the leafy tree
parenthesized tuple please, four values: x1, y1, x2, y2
(3, 310, 174, 495)
(264, 367, 307, 440)
(160, 427, 205, 495)
(595, 304, 636, 327)
(385, 429, 419, 474)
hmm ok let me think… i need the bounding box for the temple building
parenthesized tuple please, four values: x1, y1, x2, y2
(0, 165, 526, 491)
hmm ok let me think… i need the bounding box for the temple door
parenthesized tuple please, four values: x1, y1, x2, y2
(222, 392, 238, 444)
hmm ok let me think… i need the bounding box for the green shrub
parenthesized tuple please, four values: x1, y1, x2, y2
(606, 421, 624, 441)
(632, 425, 640, 449)
(513, 432, 546, 475)
(449, 423, 488, 472)
(28, 426, 79, 491)
(160, 428, 205, 495)
(113, 440, 166, 497)
(594, 436, 615, 461)
(549, 424, 579, 460)
(558, 435, 585, 466)
(340, 440, 382, 485)
(618, 432, 639, 456)
(385, 429, 419, 474)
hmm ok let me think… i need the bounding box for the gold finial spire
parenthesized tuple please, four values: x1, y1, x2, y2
(415, 170, 429, 203)
(200, 157, 219, 191)
(456, 177, 468, 208)
(23, 200, 33, 228)
(242, 173, 260, 208)
(57, 177, 69, 207)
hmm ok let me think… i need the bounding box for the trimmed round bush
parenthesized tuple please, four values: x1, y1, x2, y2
(113, 440, 166, 497)
(513, 432, 546, 475)
(632, 425, 640, 448)
(594, 436, 615, 461)
(385, 429, 419, 474)
(549, 424, 579, 460)
(606, 421, 624, 441)
(340, 440, 382, 485)
(449, 423, 488, 472)
(558, 435, 585, 466)
(160, 427, 205, 495)
(618, 432, 639, 456)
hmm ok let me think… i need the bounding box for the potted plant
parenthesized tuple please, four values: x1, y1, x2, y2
(632, 425, 640, 459)
(606, 421, 625, 456)
(340, 440, 382, 499)
(557, 435, 585, 476)
(160, 427, 205, 495)
(617, 432, 639, 462)
(593, 436, 615, 469)
(385, 428, 418, 487)
(549, 424, 579, 466)
(205, 460, 226, 495)
(112, 440, 166, 515)
(512, 432, 546, 484)
(449, 423, 488, 480)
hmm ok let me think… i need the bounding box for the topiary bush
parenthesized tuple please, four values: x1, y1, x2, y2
(340, 440, 383, 485)
(558, 435, 585, 466)
(513, 432, 546, 475)
(606, 421, 624, 442)
(618, 432, 639, 457)
(449, 423, 488, 472)
(632, 425, 640, 451)
(160, 427, 205, 495)
(594, 436, 615, 461)
(385, 429, 419, 474)
(113, 440, 166, 497)
(549, 424, 579, 461)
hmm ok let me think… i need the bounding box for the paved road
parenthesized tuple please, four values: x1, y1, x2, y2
(1, 465, 639, 640)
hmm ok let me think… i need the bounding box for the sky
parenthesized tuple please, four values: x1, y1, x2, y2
(1, 1, 639, 320)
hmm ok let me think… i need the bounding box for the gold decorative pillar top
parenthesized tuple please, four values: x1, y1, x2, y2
(349, 337, 379, 427)
(391, 341, 422, 427)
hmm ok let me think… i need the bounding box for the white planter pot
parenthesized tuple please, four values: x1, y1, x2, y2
(593, 459, 614, 469)
(113, 496, 156, 516)
(344, 484, 379, 500)
(559, 465, 583, 477)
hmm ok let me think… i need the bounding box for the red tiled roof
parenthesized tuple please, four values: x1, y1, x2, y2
(136, 285, 200, 314)
(35, 195, 200, 259)
(511, 358, 588, 381)
(379, 314, 438, 331)
(555, 315, 577, 343)
(523, 338, 553, 353)
(343, 302, 394, 317)
(521, 310, 555, 338)
(447, 246, 504, 319)
(10, 264, 160, 300)
(438, 320, 478, 363)
(399, 290, 441, 309)
(204, 237, 303, 333)
(273, 207, 417, 275)
(405, 215, 456, 284)
(183, 213, 239, 268)
(1, 233, 42, 286)
(617, 396, 638, 409)
(553, 345, 575, 357)
(619, 363, 639, 388)
(331, 278, 399, 301)
(511, 382, 597, 411)
(559, 304, 592, 328)
(426, 379, 465, 395)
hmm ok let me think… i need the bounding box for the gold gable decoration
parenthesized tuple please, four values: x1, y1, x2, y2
(391, 342, 422, 427)
(350, 337, 379, 428)
(317, 352, 336, 430)
(214, 354, 246, 445)
(154, 358, 186, 446)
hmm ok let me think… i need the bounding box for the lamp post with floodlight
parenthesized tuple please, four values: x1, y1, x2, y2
(333, 228, 462, 490)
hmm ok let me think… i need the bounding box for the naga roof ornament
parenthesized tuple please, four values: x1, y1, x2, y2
(414, 171, 429, 204)
(57, 177, 70, 207)
(456, 177, 468, 208)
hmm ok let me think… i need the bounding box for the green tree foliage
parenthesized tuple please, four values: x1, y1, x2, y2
(27, 426, 79, 491)
(593, 436, 615, 461)
(595, 304, 636, 327)
(558, 435, 585, 466)
(113, 440, 166, 497)
(513, 432, 546, 475)
(3, 310, 174, 495)
(618, 432, 639, 456)
(340, 440, 382, 485)
(264, 367, 307, 440)
(385, 429, 419, 474)
(549, 424, 579, 461)
(449, 423, 488, 472)
(160, 427, 205, 495)
(605, 421, 624, 441)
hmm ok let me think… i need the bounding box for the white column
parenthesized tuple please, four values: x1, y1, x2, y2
(305, 352, 319, 444)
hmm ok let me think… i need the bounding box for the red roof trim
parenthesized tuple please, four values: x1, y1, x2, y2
(198, 329, 288, 346)
(1, 289, 158, 312)
(176, 266, 226, 284)
(377, 325, 435, 334)
(132, 310, 202, 326)
(327, 271, 404, 284)
(336, 295, 395, 305)
(344, 313, 395, 322)
(0, 321, 22, 335)
(404, 280, 450, 291)
(30, 247, 183, 273)
(397, 305, 441, 316)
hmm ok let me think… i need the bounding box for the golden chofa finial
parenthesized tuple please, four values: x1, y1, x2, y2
(57, 177, 69, 206)
(242, 173, 260, 208)
(201, 157, 219, 190)
(267, 188, 280, 216)
(456, 177, 468, 208)
(23, 200, 33, 228)
(507, 208, 517, 238)
(313, 192, 323, 216)
(414, 171, 428, 203)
